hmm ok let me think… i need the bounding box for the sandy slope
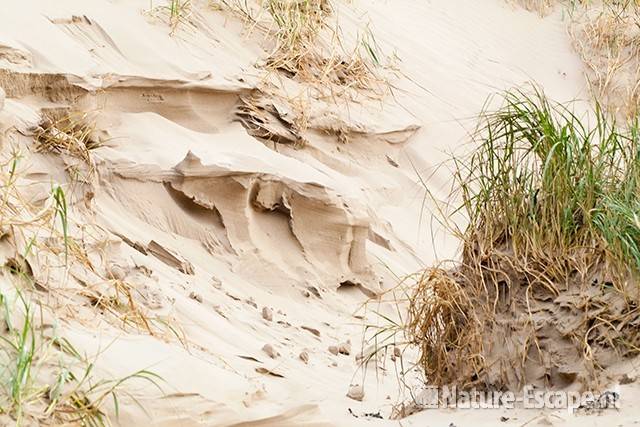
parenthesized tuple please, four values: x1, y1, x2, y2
(1, 0, 638, 425)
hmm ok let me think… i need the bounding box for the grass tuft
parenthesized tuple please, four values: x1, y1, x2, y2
(0, 289, 163, 426)
(51, 186, 69, 265)
(456, 87, 640, 276)
(0, 148, 163, 425)
(214, 0, 387, 90)
(35, 112, 101, 166)
(405, 87, 640, 390)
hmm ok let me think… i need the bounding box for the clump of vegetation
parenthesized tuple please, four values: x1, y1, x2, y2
(262, 0, 332, 73)
(0, 290, 162, 426)
(405, 88, 640, 390)
(0, 153, 162, 425)
(569, 0, 640, 119)
(35, 112, 101, 166)
(514, 0, 639, 118)
(216, 0, 390, 147)
(213, 0, 387, 90)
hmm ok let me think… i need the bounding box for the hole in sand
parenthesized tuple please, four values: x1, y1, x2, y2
(338, 280, 376, 298)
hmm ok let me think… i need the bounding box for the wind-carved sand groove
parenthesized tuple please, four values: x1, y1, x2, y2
(95, 84, 247, 133)
(163, 151, 376, 292)
(0, 69, 251, 126)
(0, 59, 389, 297)
(50, 15, 128, 65)
(96, 137, 378, 292)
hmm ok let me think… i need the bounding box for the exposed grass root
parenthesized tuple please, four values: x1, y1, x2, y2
(406, 268, 485, 389)
(235, 93, 308, 147)
(406, 87, 640, 391)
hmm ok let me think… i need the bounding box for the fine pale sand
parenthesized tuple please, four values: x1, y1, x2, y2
(1, 0, 639, 426)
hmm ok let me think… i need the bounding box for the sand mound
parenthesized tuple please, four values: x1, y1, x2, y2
(406, 88, 640, 394)
(409, 261, 640, 391)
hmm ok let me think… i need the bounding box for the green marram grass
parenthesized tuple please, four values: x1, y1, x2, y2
(455, 87, 640, 281)
(405, 87, 640, 390)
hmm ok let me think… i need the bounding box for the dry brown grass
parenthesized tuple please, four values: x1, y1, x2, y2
(213, 0, 392, 149)
(35, 112, 101, 166)
(213, 0, 387, 91)
(405, 268, 485, 388)
(514, 0, 556, 14)
(569, 1, 640, 119)
(81, 276, 185, 345)
(0, 151, 164, 425)
(511, 1, 640, 117)
(262, 0, 333, 74)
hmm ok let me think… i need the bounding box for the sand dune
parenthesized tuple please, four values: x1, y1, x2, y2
(0, 0, 639, 426)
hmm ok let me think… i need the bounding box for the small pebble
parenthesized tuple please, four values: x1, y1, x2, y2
(391, 346, 402, 361)
(262, 307, 273, 321)
(347, 384, 365, 401)
(211, 277, 222, 289)
(338, 340, 351, 355)
(299, 351, 309, 364)
(107, 264, 128, 280)
(620, 373, 636, 384)
(262, 344, 279, 359)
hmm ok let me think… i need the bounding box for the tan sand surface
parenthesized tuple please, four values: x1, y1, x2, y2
(1, 0, 638, 426)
